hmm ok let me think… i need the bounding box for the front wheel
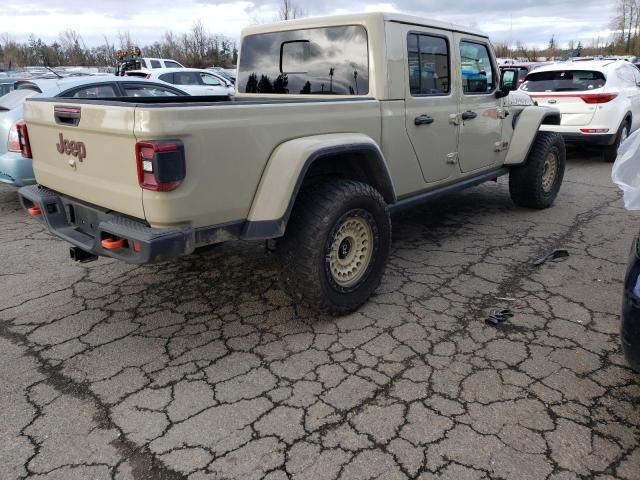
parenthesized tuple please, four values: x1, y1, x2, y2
(509, 131, 566, 209)
(278, 179, 391, 315)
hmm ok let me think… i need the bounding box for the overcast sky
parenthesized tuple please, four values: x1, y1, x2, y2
(0, 0, 615, 49)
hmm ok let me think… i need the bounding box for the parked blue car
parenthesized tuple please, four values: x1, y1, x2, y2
(0, 77, 188, 187)
(622, 233, 640, 372)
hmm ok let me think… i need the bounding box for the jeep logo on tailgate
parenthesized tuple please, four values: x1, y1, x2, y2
(56, 133, 86, 162)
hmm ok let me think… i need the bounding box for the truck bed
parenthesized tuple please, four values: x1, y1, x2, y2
(23, 96, 383, 229)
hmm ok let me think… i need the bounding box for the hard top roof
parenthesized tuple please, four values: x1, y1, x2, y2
(241, 12, 487, 39)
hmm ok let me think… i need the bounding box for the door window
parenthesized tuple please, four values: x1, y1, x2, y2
(150, 60, 162, 68)
(407, 33, 450, 96)
(460, 41, 495, 94)
(200, 73, 222, 86)
(159, 73, 174, 83)
(173, 72, 203, 85)
(164, 61, 183, 68)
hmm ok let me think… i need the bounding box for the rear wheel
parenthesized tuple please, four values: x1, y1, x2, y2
(509, 131, 566, 209)
(603, 119, 630, 163)
(278, 179, 391, 315)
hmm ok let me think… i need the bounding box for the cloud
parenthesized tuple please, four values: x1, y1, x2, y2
(0, 0, 614, 48)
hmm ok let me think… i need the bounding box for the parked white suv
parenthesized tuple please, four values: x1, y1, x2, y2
(126, 68, 235, 96)
(521, 60, 640, 161)
(139, 58, 184, 69)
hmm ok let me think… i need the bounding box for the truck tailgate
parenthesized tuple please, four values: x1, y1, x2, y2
(24, 100, 143, 219)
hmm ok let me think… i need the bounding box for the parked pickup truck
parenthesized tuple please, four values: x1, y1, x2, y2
(18, 12, 564, 314)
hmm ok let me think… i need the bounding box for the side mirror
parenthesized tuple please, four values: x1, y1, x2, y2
(496, 69, 518, 98)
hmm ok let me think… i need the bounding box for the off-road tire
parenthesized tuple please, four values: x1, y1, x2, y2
(509, 131, 566, 209)
(278, 179, 391, 315)
(603, 119, 630, 163)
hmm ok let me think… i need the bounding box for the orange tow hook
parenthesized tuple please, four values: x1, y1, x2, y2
(27, 205, 42, 216)
(101, 237, 126, 250)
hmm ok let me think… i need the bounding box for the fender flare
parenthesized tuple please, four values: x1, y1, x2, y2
(504, 107, 561, 165)
(242, 133, 395, 240)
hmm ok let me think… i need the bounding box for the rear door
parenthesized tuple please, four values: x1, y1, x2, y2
(521, 69, 606, 125)
(455, 35, 503, 173)
(23, 100, 143, 218)
(172, 71, 208, 95)
(402, 26, 460, 183)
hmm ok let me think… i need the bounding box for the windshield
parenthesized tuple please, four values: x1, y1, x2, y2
(0, 89, 39, 110)
(521, 70, 606, 92)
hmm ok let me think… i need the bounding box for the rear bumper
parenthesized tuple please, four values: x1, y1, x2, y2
(0, 151, 35, 187)
(539, 125, 617, 146)
(560, 132, 617, 146)
(622, 234, 640, 372)
(18, 184, 195, 264)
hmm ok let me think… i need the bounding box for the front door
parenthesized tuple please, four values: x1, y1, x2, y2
(455, 35, 504, 173)
(403, 27, 460, 183)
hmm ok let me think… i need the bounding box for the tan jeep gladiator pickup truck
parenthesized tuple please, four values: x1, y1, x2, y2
(17, 13, 564, 314)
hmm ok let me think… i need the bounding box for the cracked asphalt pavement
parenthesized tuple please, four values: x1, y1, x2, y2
(1, 151, 639, 480)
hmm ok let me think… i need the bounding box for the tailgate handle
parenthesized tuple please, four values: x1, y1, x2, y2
(54, 106, 81, 127)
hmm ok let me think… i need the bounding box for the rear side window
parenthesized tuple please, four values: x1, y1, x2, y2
(407, 33, 450, 96)
(617, 65, 637, 86)
(521, 70, 606, 92)
(66, 85, 117, 98)
(238, 25, 369, 95)
(460, 41, 495, 94)
(159, 73, 174, 83)
(164, 61, 183, 68)
(150, 60, 162, 68)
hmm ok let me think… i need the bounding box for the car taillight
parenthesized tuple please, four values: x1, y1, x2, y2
(580, 128, 610, 133)
(579, 93, 618, 104)
(7, 122, 20, 152)
(8, 120, 32, 158)
(135, 140, 185, 191)
(145, 74, 151, 79)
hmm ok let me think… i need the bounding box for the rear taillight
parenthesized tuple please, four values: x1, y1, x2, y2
(8, 120, 32, 158)
(17, 122, 32, 158)
(580, 128, 610, 133)
(135, 140, 185, 191)
(145, 74, 151, 79)
(579, 93, 618, 104)
(7, 122, 20, 153)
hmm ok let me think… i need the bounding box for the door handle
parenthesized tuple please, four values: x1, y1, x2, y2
(461, 110, 477, 120)
(414, 114, 434, 126)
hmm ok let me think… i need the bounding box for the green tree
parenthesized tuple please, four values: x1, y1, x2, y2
(257, 75, 273, 93)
